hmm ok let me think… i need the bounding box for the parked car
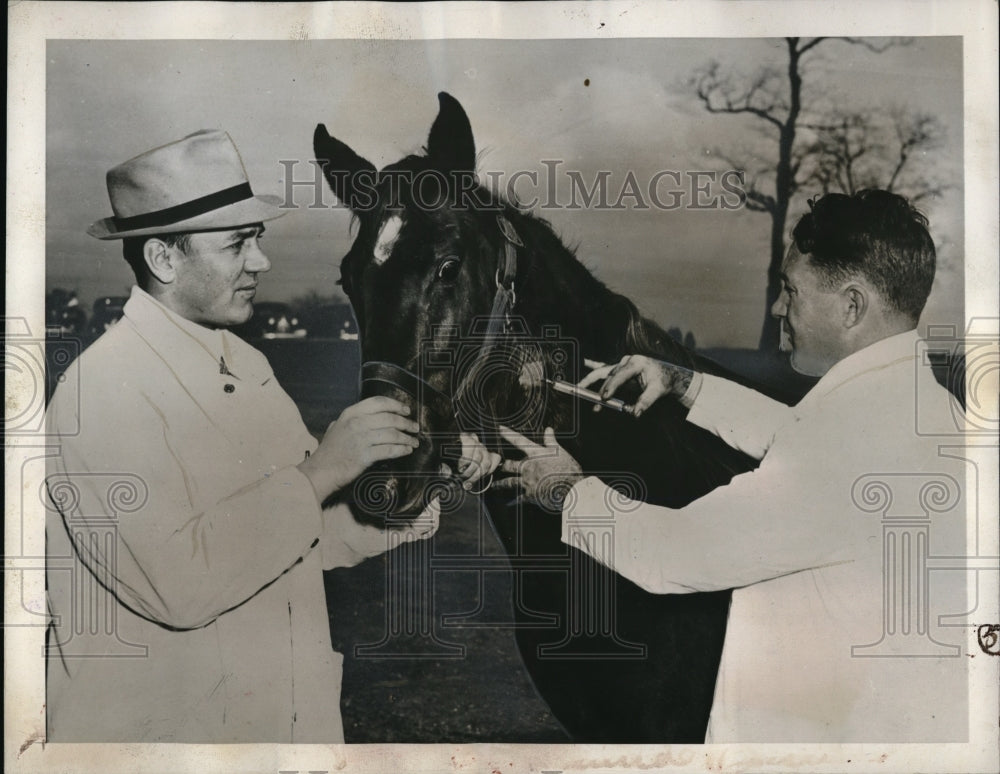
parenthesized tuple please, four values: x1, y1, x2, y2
(88, 296, 128, 335)
(300, 304, 358, 340)
(45, 289, 87, 335)
(46, 305, 87, 336)
(232, 302, 307, 340)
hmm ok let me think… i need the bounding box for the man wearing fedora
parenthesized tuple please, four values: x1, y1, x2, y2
(44, 130, 498, 742)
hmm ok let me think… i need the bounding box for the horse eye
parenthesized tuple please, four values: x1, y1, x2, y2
(436, 258, 462, 283)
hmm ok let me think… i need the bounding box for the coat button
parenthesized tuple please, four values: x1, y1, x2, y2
(224, 383, 235, 393)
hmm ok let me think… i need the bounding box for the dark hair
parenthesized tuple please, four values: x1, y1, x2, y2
(121, 233, 192, 288)
(791, 189, 936, 322)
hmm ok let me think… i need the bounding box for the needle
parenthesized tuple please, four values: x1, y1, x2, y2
(545, 379, 630, 412)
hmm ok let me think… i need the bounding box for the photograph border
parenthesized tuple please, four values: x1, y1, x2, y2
(6, 2, 998, 773)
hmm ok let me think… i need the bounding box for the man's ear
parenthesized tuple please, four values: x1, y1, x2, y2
(843, 283, 868, 329)
(144, 238, 177, 284)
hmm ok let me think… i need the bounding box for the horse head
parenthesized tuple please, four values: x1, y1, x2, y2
(314, 93, 563, 522)
(314, 92, 754, 528)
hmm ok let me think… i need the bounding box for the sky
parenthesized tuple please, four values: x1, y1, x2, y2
(45, 36, 964, 348)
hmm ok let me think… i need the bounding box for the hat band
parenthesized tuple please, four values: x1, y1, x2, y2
(113, 182, 255, 232)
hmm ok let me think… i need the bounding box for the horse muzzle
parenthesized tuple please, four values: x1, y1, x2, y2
(347, 360, 461, 524)
(347, 451, 457, 525)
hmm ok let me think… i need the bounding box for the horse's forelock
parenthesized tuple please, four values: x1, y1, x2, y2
(373, 213, 404, 266)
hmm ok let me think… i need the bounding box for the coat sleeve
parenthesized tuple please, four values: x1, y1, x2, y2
(684, 374, 793, 460)
(561, 465, 854, 595)
(319, 504, 393, 569)
(46, 385, 325, 631)
(319, 502, 441, 571)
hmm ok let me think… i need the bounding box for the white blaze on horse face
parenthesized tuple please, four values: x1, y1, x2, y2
(373, 214, 403, 266)
(518, 359, 546, 389)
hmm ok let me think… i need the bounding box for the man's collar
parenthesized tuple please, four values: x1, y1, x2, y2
(122, 286, 266, 381)
(797, 329, 922, 409)
(125, 286, 225, 360)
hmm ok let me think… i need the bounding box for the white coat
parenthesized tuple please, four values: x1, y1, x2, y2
(45, 287, 430, 742)
(563, 331, 969, 742)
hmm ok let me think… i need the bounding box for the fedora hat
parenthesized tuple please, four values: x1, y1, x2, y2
(88, 129, 287, 240)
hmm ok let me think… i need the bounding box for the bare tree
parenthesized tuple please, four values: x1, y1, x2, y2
(883, 109, 948, 199)
(692, 37, 944, 351)
(801, 109, 946, 201)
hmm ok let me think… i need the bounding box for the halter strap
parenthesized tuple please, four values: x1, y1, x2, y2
(476, 215, 520, 357)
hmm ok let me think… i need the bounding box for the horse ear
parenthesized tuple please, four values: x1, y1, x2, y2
(426, 92, 476, 173)
(313, 124, 378, 213)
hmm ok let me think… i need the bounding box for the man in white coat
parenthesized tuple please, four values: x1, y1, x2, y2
(498, 189, 968, 742)
(45, 130, 499, 742)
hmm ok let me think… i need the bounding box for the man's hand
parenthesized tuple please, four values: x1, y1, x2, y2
(298, 396, 420, 501)
(455, 432, 502, 491)
(397, 495, 442, 543)
(494, 426, 583, 512)
(580, 355, 699, 417)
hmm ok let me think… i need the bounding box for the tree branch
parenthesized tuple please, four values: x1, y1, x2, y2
(841, 37, 913, 53)
(745, 188, 776, 213)
(796, 37, 828, 56)
(694, 63, 787, 130)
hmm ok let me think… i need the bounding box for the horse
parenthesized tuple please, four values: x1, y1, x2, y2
(313, 92, 770, 742)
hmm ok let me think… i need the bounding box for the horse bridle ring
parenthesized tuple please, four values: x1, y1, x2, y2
(466, 472, 494, 495)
